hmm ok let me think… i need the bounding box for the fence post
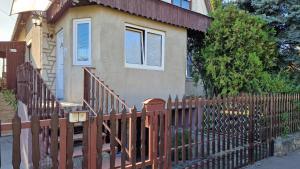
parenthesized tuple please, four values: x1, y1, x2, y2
(59, 118, 67, 169)
(143, 98, 166, 169)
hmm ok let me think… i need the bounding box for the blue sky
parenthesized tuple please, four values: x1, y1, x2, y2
(0, 0, 17, 41)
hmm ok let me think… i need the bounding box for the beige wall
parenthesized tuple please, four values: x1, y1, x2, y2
(185, 79, 205, 97)
(15, 15, 42, 69)
(161, 0, 209, 15)
(55, 6, 187, 108)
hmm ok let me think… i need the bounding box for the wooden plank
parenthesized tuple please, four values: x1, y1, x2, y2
(188, 96, 193, 160)
(195, 97, 199, 159)
(141, 107, 146, 169)
(121, 108, 127, 169)
(159, 110, 165, 169)
(50, 112, 59, 169)
(82, 119, 89, 168)
(66, 122, 74, 169)
(130, 107, 137, 169)
(166, 96, 172, 169)
(90, 117, 97, 169)
(181, 95, 186, 162)
(31, 113, 40, 169)
(110, 109, 117, 169)
(59, 118, 67, 169)
(174, 96, 179, 164)
(97, 112, 104, 169)
(12, 113, 21, 169)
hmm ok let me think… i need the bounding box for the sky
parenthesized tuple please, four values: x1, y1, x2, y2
(0, 0, 17, 41)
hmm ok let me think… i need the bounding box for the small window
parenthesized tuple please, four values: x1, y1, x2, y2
(172, 0, 191, 10)
(73, 18, 91, 65)
(125, 24, 165, 71)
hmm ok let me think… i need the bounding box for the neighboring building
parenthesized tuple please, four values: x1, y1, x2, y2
(11, 0, 211, 108)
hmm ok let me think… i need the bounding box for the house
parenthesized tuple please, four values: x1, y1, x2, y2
(11, 0, 211, 109)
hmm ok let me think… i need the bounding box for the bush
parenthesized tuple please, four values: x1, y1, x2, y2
(193, 5, 279, 96)
(1, 90, 17, 111)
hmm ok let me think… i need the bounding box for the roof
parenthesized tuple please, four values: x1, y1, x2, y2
(47, 0, 211, 32)
(12, 0, 212, 40)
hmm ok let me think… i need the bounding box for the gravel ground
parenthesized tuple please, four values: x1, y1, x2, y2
(244, 150, 300, 169)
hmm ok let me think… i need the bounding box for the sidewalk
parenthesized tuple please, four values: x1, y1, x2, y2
(245, 150, 300, 169)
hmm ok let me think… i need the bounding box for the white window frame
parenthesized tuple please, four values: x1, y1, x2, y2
(124, 24, 165, 71)
(73, 18, 92, 66)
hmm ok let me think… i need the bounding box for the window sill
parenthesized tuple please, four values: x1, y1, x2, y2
(125, 63, 164, 71)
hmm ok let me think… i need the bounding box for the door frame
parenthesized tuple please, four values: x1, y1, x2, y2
(56, 29, 64, 100)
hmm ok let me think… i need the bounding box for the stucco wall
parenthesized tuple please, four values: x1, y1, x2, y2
(55, 6, 187, 108)
(23, 18, 42, 69)
(185, 78, 205, 97)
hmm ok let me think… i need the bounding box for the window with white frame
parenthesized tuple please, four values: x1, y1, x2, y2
(125, 24, 165, 70)
(73, 18, 91, 65)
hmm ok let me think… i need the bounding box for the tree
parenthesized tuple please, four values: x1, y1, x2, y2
(193, 5, 278, 96)
(238, 0, 300, 81)
(210, 0, 223, 11)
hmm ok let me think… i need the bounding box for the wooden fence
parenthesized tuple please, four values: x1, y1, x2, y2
(1, 93, 300, 169)
(16, 62, 65, 118)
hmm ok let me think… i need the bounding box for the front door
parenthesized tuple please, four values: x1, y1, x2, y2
(56, 30, 64, 100)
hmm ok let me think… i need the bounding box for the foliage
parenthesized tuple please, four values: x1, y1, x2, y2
(210, 0, 223, 11)
(1, 90, 17, 111)
(193, 5, 278, 96)
(237, 0, 300, 83)
(281, 112, 290, 138)
(172, 129, 190, 160)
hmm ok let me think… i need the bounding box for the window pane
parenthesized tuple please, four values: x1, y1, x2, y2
(172, 0, 180, 6)
(125, 29, 143, 65)
(186, 54, 193, 78)
(182, 0, 190, 9)
(147, 33, 162, 67)
(77, 23, 89, 62)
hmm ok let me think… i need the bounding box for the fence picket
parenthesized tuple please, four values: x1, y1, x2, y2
(31, 113, 41, 169)
(182, 96, 186, 162)
(141, 107, 146, 169)
(174, 96, 179, 164)
(121, 108, 127, 169)
(50, 112, 59, 169)
(66, 122, 74, 169)
(12, 113, 21, 169)
(159, 110, 165, 169)
(110, 109, 117, 168)
(130, 107, 137, 169)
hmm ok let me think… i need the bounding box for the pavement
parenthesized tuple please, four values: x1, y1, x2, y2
(245, 150, 300, 169)
(0, 136, 13, 169)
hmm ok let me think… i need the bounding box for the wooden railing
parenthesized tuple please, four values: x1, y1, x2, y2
(17, 62, 65, 118)
(83, 67, 130, 115)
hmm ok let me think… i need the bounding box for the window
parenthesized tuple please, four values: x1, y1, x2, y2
(125, 24, 165, 70)
(172, 0, 191, 10)
(186, 54, 193, 78)
(73, 18, 91, 65)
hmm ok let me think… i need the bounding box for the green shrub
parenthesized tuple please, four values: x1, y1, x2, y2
(193, 5, 278, 96)
(1, 90, 17, 111)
